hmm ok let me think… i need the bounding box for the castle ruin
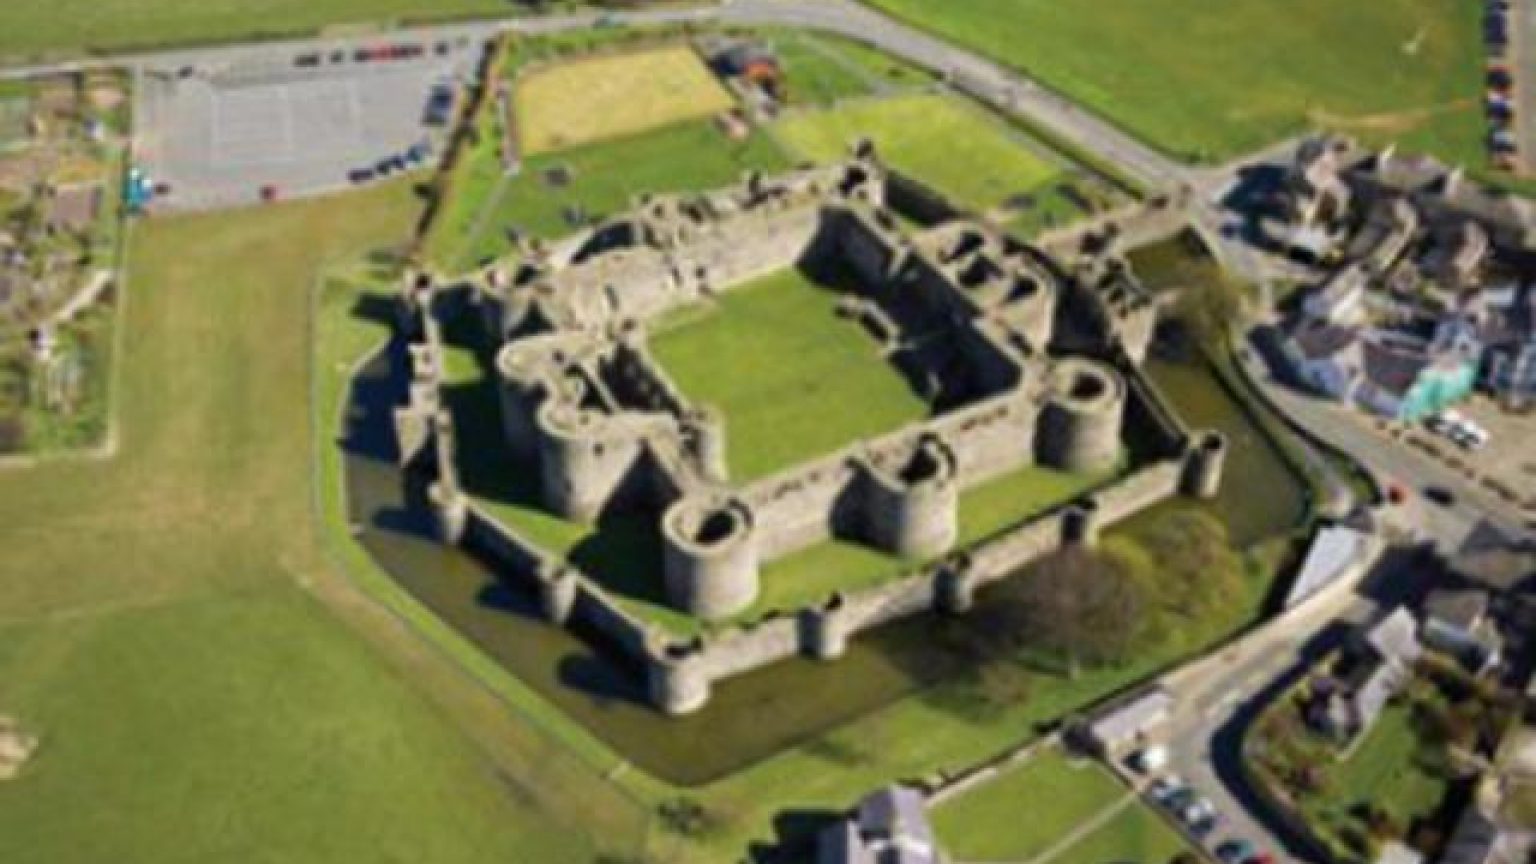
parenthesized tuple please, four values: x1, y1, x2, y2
(392, 146, 1226, 714)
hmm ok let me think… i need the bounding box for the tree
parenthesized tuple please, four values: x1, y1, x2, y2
(1174, 261, 1249, 356)
(1131, 509, 1242, 622)
(985, 543, 1155, 677)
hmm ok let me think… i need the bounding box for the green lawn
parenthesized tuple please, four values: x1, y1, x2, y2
(1306, 703, 1450, 847)
(933, 747, 1130, 861)
(651, 266, 929, 482)
(0, 183, 609, 862)
(772, 92, 1065, 211)
(0, 0, 515, 60)
(1053, 802, 1190, 864)
(428, 119, 791, 273)
(865, 0, 1483, 165)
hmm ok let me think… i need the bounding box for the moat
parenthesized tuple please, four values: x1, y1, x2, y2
(341, 319, 1308, 785)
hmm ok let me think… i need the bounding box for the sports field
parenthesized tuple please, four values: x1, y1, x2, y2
(515, 46, 735, 155)
(772, 92, 1064, 211)
(650, 267, 929, 482)
(866, 0, 1483, 164)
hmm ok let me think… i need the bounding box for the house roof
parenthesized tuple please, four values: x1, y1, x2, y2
(1454, 520, 1536, 593)
(1286, 523, 1371, 608)
(1425, 587, 1490, 631)
(1361, 338, 1434, 398)
(1290, 320, 1360, 360)
(1087, 688, 1173, 748)
(856, 786, 937, 859)
(1365, 607, 1423, 666)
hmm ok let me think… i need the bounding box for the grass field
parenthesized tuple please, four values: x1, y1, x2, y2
(866, 0, 1483, 165)
(0, 184, 615, 863)
(773, 92, 1065, 211)
(650, 267, 929, 482)
(0, 0, 513, 60)
(427, 119, 790, 272)
(932, 748, 1130, 861)
(515, 45, 735, 155)
(1053, 803, 1189, 864)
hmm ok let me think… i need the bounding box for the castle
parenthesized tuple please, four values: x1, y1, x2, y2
(391, 145, 1227, 714)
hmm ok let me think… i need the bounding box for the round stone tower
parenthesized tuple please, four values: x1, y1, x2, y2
(1037, 357, 1126, 475)
(661, 494, 760, 620)
(1180, 430, 1228, 500)
(799, 594, 851, 660)
(1062, 496, 1103, 547)
(647, 640, 711, 716)
(495, 342, 546, 459)
(863, 434, 960, 560)
(536, 562, 579, 625)
(683, 407, 728, 484)
(535, 399, 635, 523)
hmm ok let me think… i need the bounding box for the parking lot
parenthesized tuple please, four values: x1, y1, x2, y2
(133, 33, 484, 211)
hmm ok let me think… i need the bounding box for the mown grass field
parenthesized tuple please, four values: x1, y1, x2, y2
(650, 267, 929, 482)
(0, 184, 607, 863)
(932, 747, 1131, 861)
(773, 92, 1065, 211)
(515, 45, 735, 155)
(866, 0, 1483, 165)
(0, 0, 512, 60)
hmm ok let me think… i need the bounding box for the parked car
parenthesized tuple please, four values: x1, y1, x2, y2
(348, 168, 375, 184)
(1245, 854, 1276, 864)
(1149, 774, 1185, 803)
(1424, 485, 1456, 507)
(294, 52, 321, 68)
(1218, 839, 1257, 864)
(424, 82, 457, 126)
(1128, 746, 1169, 774)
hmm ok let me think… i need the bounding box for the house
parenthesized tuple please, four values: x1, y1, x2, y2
(1283, 522, 1378, 610)
(1422, 219, 1492, 290)
(1452, 520, 1536, 597)
(1307, 608, 1422, 744)
(819, 785, 946, 864)
(1353, 335, 1477, 422)
(1302, 262, 1369, 324)
(1422, 587, 1502, 673)
(1284, 320, 1363, 399)
(1481, 284, 1536, 407)
(1082, 688, 1173, 757)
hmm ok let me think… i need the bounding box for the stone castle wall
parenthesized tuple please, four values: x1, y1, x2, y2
(388, 154, 1217, 715)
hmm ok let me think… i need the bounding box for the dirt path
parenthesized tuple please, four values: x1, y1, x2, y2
(1309, 98, 1475, 136)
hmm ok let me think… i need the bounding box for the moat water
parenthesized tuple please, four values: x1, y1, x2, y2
(341, 328, 1308, 785)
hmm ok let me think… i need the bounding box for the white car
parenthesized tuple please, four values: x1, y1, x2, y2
(1149, 774, 1185, 803)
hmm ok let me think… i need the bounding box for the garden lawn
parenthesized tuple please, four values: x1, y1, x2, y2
(515, 46, 734, 155)
(650, 266, 929, 481)
(932, 747, 1128, 861)
(0, 182, 603, 862)
(1306, 704, 1449, 842)
(865, 0, 1483, 164)
(773, 92, 1063, 211)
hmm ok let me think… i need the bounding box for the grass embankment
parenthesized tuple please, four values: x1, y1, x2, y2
(0, 184, 616, 863)
(864, 0, 1483, 166)
(426, 118, 790, 273)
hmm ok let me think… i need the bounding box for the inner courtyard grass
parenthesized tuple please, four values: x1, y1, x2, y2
(773, 92, 1065, 211)
(515, 45, 735, 155)
(650, 266, 929, 482)
(865, 0, 1484, 165)
(0, 183, 602, 863)
(932, 747, 1130, 861)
